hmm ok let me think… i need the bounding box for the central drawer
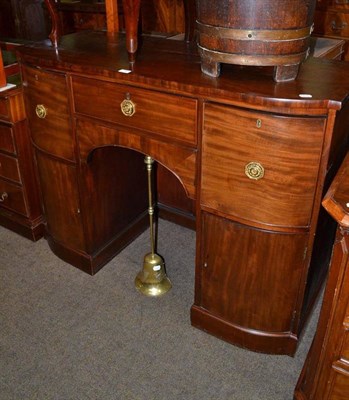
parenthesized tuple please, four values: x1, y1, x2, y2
(72, 76, 198, 146)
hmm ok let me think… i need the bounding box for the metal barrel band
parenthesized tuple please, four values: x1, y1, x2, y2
(198, 45, 309, 66)
(196, 21, 314, 42)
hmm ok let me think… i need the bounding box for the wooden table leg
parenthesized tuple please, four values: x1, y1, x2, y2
(183, 0, 196, 42)
(43, 0, 61, 47)
(122, 0, 141, 63)
(0, 51, 6, 88)
(106, 0, 120, 33)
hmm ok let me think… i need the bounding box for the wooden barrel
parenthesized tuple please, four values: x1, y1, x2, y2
(196, 0, 317, 81)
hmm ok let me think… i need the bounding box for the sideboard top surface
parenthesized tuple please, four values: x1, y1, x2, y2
(17, 30, 349, 111)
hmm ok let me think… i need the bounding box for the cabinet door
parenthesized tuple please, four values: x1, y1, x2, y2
(201, 103, 325, 228)
(199, 212, 308, 334)
(35, 151, 85, 251)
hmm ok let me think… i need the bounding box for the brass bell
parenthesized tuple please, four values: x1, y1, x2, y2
(134, 155, 172, 296)
(135, 253, 172, 296)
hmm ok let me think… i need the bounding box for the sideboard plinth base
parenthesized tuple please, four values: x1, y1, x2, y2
(190, 305, 298, 356)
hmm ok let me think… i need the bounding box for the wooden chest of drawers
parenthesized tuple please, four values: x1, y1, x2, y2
(295, 151, 349, 400)
(314, 0, 349, 60)
(0, 85, 43, 240)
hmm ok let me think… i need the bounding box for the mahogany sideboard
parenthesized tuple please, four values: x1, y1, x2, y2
(16, 31, 349, 355)
(295, 151, 349, 399)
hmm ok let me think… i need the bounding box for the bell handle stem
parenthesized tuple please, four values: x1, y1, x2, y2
(145, 155, 155, 256)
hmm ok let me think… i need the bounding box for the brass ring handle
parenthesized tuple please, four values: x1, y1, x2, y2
(0, 192, 8, 202)
(245, 161, 265, 180)
(120, 98, 136, 117)
(35, 104, 47, 119)
(331, 20, 348, 31)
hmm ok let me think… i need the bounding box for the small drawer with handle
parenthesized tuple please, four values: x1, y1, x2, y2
(201, 103, 326, 228)
(22, 65, 75, 161)
(324, 11, 349, 37)
(0, 178, 27, 215)
(72, 76, 198, 146)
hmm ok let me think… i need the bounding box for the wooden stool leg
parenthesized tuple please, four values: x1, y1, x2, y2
(273, 64, 300, 82)
(201, 58, 221, 78)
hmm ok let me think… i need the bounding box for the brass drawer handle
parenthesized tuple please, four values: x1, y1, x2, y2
(331, 20, 348, 31)
(35, 104, 47, 119)
(245, 162, 264, 180)
(120, 97, 136, 117)
(0, 192, 8, 202)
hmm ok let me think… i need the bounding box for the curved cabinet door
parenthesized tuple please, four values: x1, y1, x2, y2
(35, 151, 85, 251)
(193, 212, 309, 355)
